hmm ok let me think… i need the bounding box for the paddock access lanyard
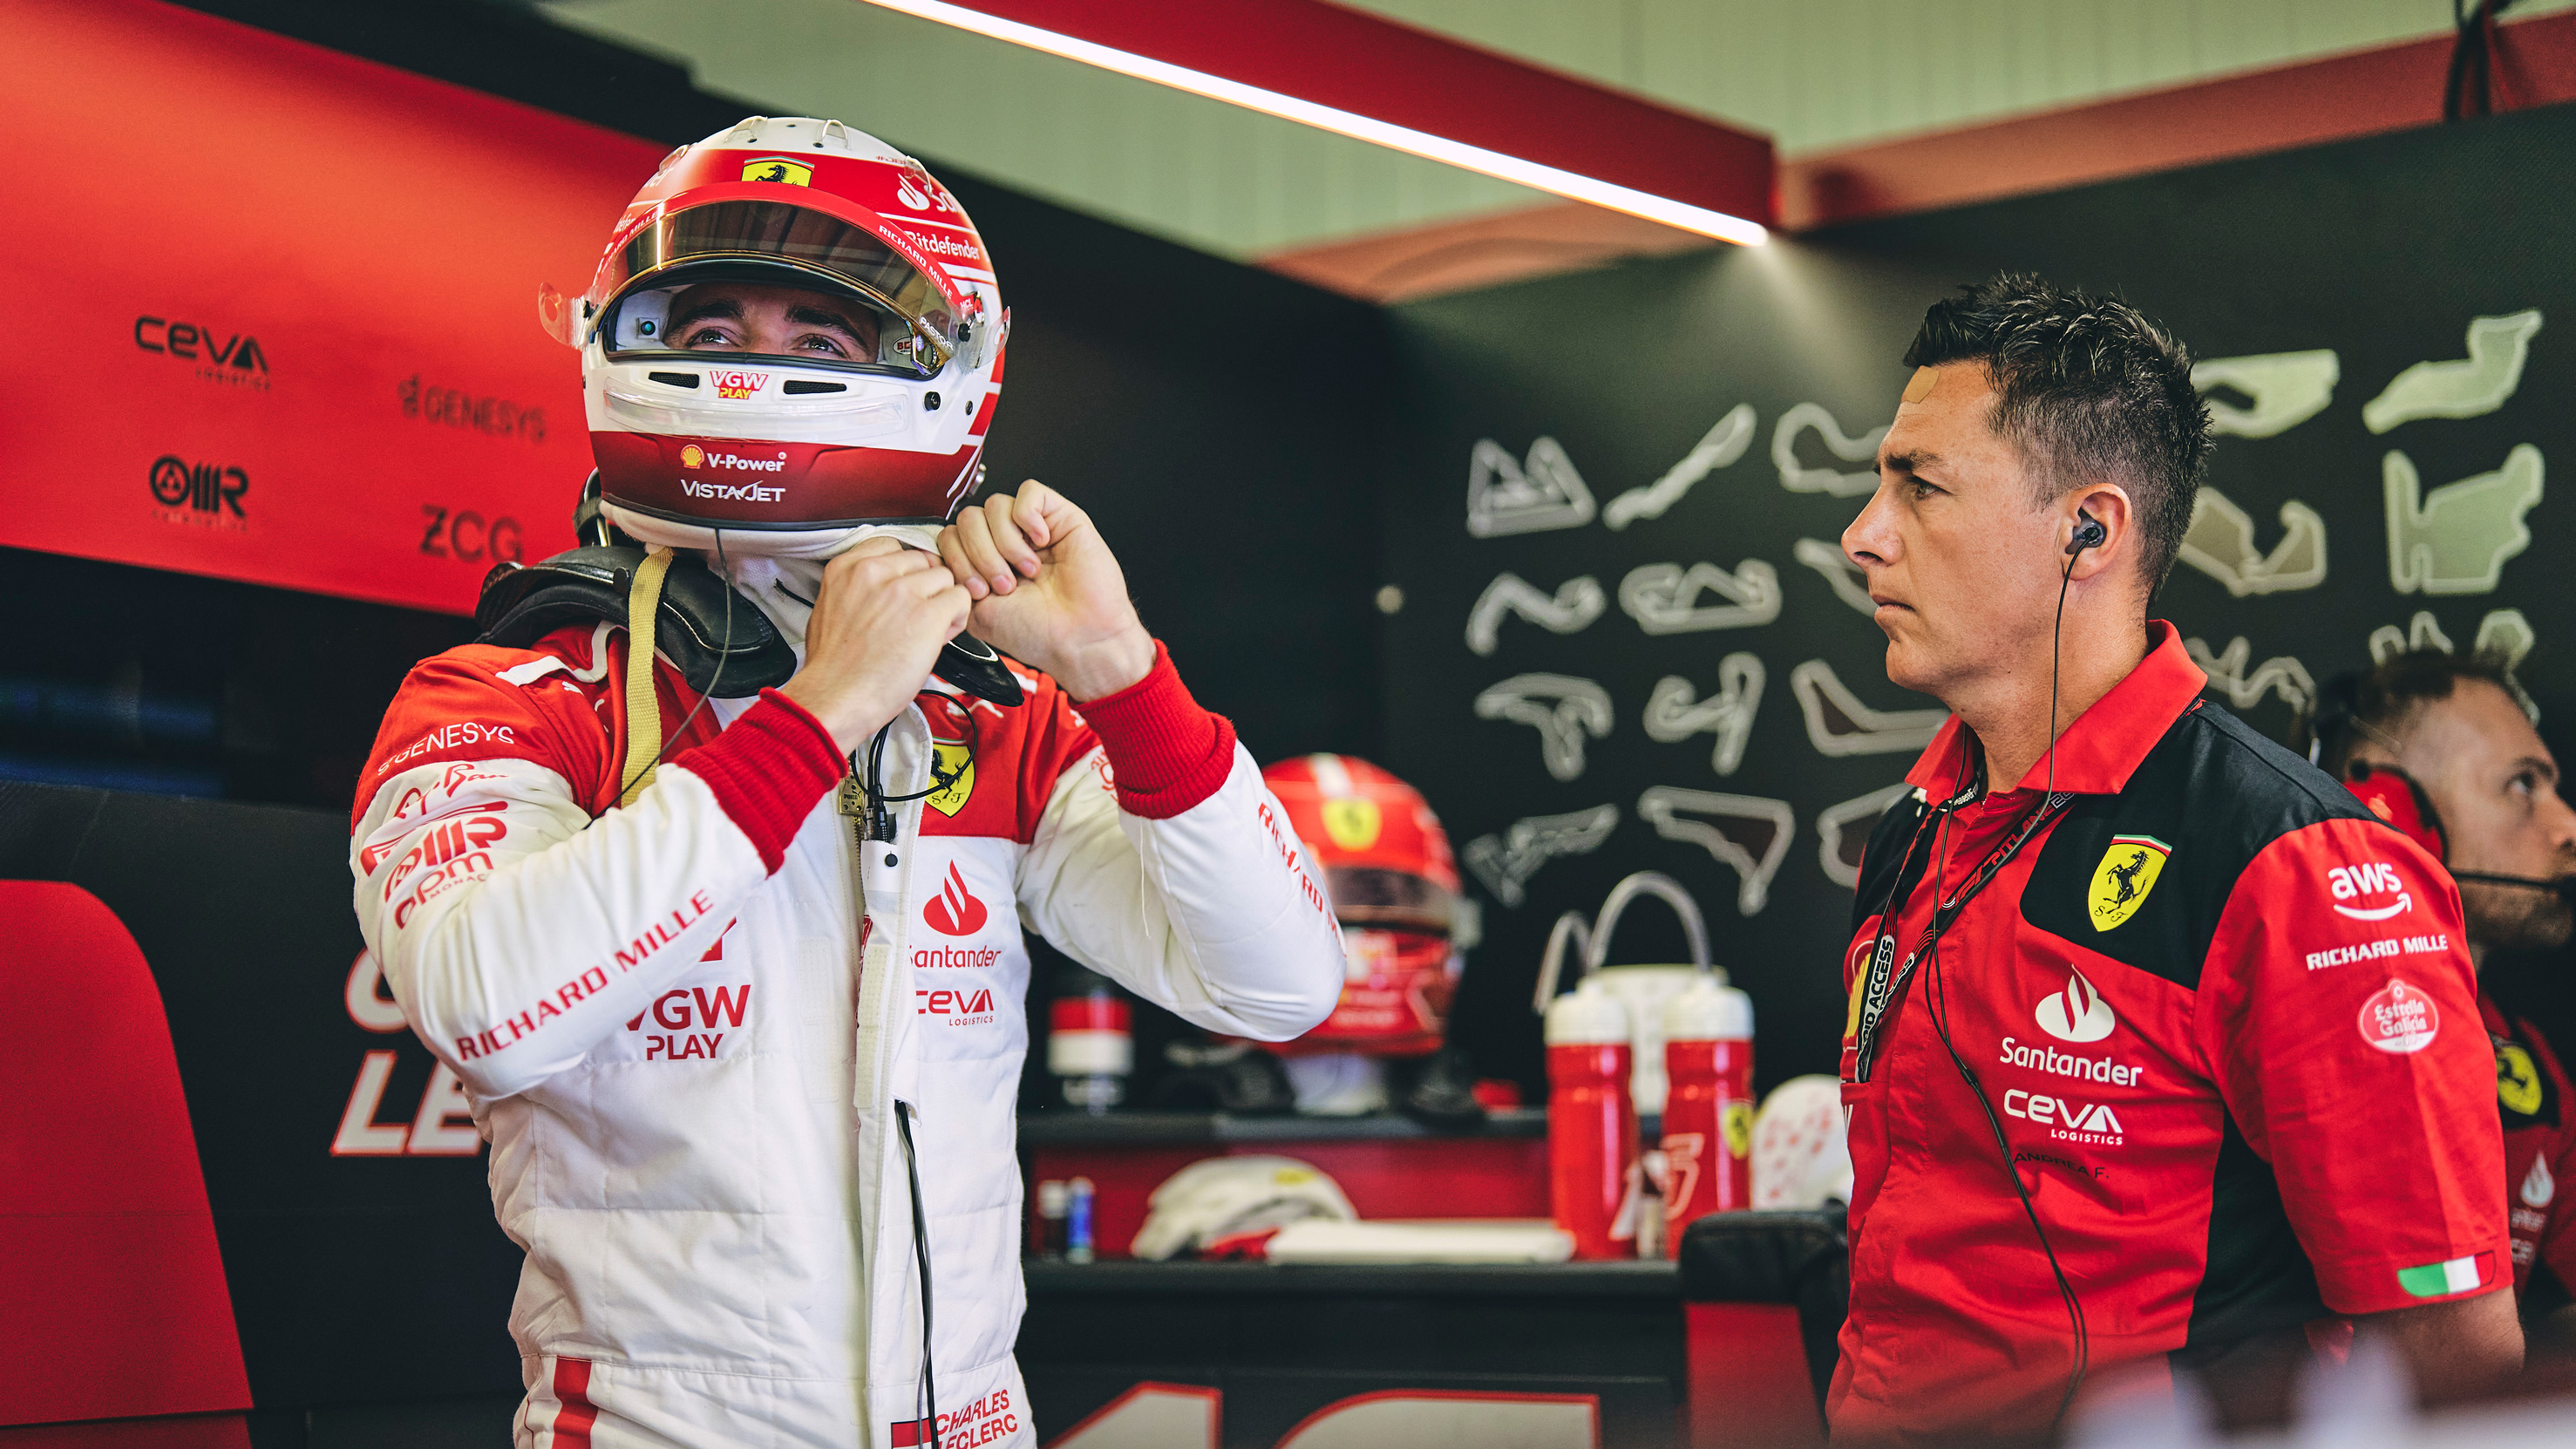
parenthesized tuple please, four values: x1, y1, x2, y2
(1850, 785, 2074, 1083)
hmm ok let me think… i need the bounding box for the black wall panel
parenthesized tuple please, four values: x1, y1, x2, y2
(1384, 104, 2576, 1095)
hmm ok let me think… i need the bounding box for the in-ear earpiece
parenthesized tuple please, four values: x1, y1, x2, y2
(2065, 509, 2107, 557)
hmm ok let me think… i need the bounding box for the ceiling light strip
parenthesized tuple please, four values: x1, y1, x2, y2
(853, 0, 1768, 245)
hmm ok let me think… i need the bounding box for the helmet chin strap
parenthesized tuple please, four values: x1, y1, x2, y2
(600, 500, 942, 561)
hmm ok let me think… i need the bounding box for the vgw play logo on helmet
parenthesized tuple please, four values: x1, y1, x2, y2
(2036, 969, 2117, 1044)
(705, 369, 768, 400)
(2087, 834, 2170, 931)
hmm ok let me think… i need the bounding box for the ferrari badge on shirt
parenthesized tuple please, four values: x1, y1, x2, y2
(2088, 833, 2171, 931)
(2500, 1041, 2545, 1117)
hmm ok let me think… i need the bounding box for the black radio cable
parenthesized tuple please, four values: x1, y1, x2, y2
(1924, 541, 2095, 1426)
(897, 1101, 940, 1449)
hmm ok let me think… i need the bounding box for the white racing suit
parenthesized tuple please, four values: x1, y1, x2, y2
(349, 563, 1342, 1448)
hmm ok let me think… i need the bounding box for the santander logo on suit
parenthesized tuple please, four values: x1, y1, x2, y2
(923, 861, 989, 936)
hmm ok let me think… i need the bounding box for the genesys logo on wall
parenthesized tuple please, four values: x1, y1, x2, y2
(397, 374, 547, 445)
(148, 454, 248, 532)
(135, 313, 269, 391)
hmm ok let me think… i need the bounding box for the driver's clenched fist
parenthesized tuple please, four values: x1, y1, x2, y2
(779, 537, 971, 751)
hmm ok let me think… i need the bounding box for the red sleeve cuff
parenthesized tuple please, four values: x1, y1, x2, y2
(1077, 641, 1237, 820)
(673, 689, 846, 873)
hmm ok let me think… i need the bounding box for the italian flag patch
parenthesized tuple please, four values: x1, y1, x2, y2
(2396, 1252, 2496, 1298)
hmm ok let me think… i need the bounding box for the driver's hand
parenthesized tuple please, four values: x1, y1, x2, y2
(778, 538, 970, 751)
(936, 480, 1153, 701)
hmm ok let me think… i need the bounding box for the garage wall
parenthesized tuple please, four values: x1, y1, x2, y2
(1386, 101, 2576, 1092)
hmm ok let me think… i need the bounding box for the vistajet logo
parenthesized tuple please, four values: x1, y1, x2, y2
(681, 480, 785, 503)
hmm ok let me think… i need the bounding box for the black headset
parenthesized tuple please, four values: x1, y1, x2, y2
(2311, 672, 2574, 901)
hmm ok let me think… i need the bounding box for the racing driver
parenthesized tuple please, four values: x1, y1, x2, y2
(349, 118, 1340, 1448)
(1834, 276, 2514, 1439)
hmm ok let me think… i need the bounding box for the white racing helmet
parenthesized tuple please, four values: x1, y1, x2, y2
(1129, 1156, 1358, 1262)
(541, 116, 1007, 557)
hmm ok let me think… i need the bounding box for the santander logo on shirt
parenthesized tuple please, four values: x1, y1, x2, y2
(922, 861, 989, 936)
(2036, 969, 2118, 1044)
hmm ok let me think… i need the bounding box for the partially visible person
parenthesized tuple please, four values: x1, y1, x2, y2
(2301, 650, 2576, 1345)
(1832, 273, 2515, 1442)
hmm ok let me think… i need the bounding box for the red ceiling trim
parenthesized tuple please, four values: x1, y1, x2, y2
(1781, 10, 2576, 231)
(913, 0, 1775, 225)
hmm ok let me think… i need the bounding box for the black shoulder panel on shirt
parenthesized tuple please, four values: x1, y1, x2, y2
(2179, 1108, 2329, 1353)
(2018, 702, 2384, 991)
(1849, 788, 1932, 935)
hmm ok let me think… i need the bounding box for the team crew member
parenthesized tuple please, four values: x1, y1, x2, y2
(350, 119, 1341, 1449)
(2302, 650, 2576, 1340)
(1833, 276, 2515, 1439)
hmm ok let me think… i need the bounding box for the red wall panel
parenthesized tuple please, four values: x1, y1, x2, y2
(0, 0, 666, 615)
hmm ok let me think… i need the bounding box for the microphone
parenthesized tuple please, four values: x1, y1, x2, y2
(2450, 870, 2576, 905)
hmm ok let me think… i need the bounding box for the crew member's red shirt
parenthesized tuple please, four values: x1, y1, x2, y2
(2488, 990, 2576, 1312)
(1832, 623, 2506, 1440)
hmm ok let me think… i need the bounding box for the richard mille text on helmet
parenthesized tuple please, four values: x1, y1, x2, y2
(350, 118, 1342, 1449)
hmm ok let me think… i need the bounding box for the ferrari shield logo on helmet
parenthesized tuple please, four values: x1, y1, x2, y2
(740, 157, 812, 186)
(1321, 798, 1382, 851)
(2087, 834, 2171, 931)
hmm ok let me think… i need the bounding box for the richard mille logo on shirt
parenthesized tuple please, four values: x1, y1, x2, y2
(2035, 969, 2117, 1044)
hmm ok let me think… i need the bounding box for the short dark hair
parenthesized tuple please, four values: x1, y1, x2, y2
(1903, 274, 2212, 592)
(2297, 648, 2526, 777)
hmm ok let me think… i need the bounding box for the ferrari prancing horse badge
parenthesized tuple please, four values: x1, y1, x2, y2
(2088, 834, 2172, 932)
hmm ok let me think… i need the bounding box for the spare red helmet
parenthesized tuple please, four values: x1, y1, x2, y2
(542, 116, 1006, 558)
(1261, 755, 1464, 1057)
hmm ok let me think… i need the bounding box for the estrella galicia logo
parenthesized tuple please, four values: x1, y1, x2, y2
(149, 455, 248, 528)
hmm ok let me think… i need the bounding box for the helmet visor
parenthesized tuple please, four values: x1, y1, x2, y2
(1321, 866, 1457, 935)
(597, 201, 982, 376)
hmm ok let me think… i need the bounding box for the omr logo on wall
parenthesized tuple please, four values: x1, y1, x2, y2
(2035, 969, 2117, 1044)
(149, 455, 248, 521)
(923, 862, 989, 935)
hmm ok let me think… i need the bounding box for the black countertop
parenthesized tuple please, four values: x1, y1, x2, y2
(1017, 1106, 1563, 1144)
(1023, 1257, 1677, 1297)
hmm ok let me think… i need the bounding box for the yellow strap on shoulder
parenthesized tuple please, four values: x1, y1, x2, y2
(619, 546, 676, 807)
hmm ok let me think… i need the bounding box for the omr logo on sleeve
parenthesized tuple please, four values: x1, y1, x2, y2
(2328, 861, 2413, 921)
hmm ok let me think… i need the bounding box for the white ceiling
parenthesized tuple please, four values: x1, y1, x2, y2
(540, 0, 2566, 262)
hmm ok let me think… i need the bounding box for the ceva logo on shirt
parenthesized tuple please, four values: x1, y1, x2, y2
(922, 862, 989, 936)
(2036, 969, 2117, 1044)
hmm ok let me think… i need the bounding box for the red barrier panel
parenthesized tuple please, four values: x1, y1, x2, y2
(0, 882, 250, 1431)
(0, 0, 665, 615)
